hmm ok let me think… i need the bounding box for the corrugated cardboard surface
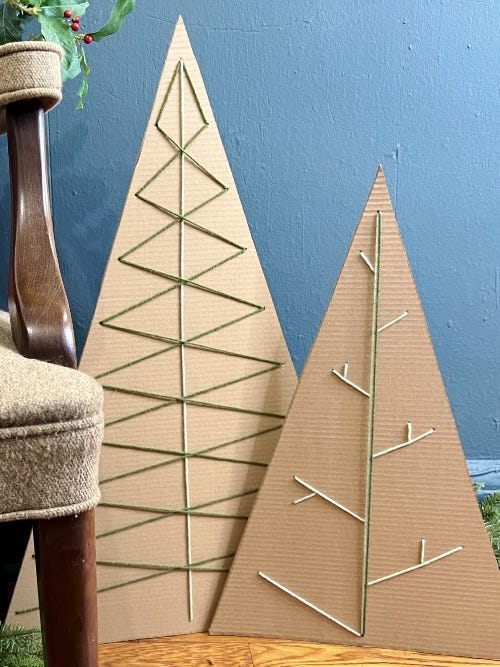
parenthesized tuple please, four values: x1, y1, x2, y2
(7, 17, 296, 642)
(210, 168, 500, 660)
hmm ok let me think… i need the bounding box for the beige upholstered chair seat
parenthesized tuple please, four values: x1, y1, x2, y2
(0, 311, 103, 522)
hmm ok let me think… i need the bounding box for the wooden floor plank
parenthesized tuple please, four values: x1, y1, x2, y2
(99, 636, 253, 667)
(98, 634, 500, 667)
(249, 641, 499, 666)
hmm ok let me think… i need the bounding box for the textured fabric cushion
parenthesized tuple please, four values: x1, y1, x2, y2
(0, 311, 103, 521)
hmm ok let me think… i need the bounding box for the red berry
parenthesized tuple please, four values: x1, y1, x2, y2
(73, 16, 80, 23)
(83, 34, 92, 44)
(70, 22, 79, 31)
(63, 9, 72, 18)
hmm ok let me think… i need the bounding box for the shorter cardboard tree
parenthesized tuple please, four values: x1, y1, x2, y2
(211, 168, 500, 660)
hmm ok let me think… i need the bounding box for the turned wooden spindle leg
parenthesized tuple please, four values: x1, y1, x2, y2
(34, 512, 98, 667)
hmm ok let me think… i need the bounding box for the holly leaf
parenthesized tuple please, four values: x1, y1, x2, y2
(38, 1, 89, 19)
(76, 45, 89, 109)
(0, 4, 26, 45)
(90, 0, 135, 42)
(38, 14, 80, 81)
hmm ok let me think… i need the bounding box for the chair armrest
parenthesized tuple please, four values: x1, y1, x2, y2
(6, 99, 77, 369)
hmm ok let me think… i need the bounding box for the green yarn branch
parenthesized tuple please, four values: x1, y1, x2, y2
(0, 624, 43, 667)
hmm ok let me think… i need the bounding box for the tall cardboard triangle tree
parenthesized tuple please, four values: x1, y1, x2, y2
(7, 17, 296, 642)
(211, 168, 500, 660)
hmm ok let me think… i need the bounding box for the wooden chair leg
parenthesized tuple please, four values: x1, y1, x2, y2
(34, 509, 98, 667)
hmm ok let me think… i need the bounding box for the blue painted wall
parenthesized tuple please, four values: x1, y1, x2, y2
(0, 1, 498, 459)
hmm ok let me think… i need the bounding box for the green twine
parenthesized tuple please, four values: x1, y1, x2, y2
(97, 487, 259, 539)
(91, 58, 287, 609)
(97, 553, 233, 596)
(15, 554, 235, 614)
(156, 60, 209, 149)
(100, 425, 281, 484)
(100, 451, 267, 485)
(99, 487, 258, 522)
(102, 424, 281, 458)
(99, 280, 265, 347)
(97, 551, 235, 573)
(360, 211, 382, 636)
(103, 388, 286, 423)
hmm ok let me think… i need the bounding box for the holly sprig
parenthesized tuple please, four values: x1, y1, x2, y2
(0, 0, 135, 107)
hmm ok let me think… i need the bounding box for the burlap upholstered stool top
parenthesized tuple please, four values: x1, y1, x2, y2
(0, 310, 103, 522)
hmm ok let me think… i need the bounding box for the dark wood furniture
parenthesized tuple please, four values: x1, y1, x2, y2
(3, 98, 98, 667)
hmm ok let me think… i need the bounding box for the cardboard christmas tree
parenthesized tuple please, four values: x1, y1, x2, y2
(210, 168, 500, 660)
(8, 17, 296, 642)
